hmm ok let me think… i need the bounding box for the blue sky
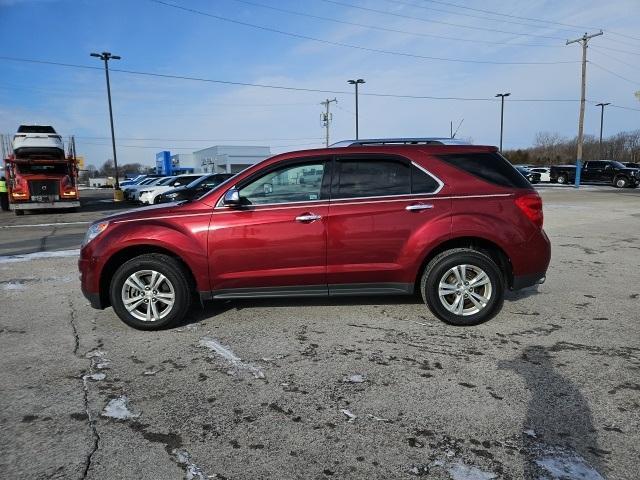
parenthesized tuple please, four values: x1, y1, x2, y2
(1, 0, 639, 168)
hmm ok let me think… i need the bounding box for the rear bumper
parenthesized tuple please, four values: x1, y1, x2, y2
(11, 200, 80, 210)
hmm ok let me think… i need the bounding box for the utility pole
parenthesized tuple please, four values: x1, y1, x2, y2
(347, 79, 365, 139)
(596, 102, 610, 159)
(90, 51, 122, 193)
(320, 98, 337, 147)
(566, 31, 603, 187)
(495, 93, 510, 152)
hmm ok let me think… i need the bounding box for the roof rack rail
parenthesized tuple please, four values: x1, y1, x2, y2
(329, 137, 471, 147)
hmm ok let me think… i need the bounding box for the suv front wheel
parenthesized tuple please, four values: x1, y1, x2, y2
(109, 254, 192, 330)
(421, 248, 504, 326)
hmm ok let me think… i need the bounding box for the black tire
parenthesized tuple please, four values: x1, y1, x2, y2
(109, 253, 192, 330)
(614, 176, 628, 188)
(557, 174, 568, 185)
(15, 209, 25, 216)
(420, 248, 505, 326)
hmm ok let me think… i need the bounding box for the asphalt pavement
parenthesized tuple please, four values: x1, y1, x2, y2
(1, 186, 639, 479)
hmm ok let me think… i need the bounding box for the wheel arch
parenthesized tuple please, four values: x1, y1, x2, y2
(415, 236, 513, 291)
(98, 245, 197, 309)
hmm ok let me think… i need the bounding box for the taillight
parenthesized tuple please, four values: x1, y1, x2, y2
(515, 193, 543, 228)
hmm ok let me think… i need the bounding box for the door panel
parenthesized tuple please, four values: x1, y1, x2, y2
(327, 198, 449, 287)
(208, 158, 330, 293)
(209, 204, 328, 291)
(327, 156, 450, 289)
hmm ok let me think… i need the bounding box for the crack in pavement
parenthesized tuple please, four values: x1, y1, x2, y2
(68, 297, 100, 479)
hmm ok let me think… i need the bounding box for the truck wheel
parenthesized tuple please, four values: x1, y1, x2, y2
(109, 254, 193, 330)
(614, 176, 628, 188)
(420, 248, 504, 326)
(557, 174, 568, 184)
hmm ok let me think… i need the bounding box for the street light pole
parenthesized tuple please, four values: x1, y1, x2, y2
(347, 79, 365, 139)
(596, 102, 610, 158)
(495, 93, 510, 152)
(91, 51, 121, 190)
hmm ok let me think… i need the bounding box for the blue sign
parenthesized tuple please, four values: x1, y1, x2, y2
(155, 151, 171, 175)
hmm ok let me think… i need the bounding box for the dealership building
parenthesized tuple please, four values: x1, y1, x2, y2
(155, 146, 271, 175)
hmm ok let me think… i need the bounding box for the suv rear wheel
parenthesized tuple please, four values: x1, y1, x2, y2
(614, 176, 628, 188)
(109, 254, 192, 330)
(421, 248, 504, 326)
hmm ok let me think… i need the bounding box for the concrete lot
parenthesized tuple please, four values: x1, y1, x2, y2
(1, 186, 638, 479)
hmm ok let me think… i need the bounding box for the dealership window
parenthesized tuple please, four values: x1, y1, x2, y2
(335, 158, 410, 198)
(239, 162, 326, 205)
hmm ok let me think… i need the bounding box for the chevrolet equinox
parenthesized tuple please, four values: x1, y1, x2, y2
(79, 138, 550, 330)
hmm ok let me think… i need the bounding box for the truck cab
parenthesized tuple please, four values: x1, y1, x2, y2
(4, 156, 80, 215)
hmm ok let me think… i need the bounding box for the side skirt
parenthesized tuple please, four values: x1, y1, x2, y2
(200, 283, 414, 301)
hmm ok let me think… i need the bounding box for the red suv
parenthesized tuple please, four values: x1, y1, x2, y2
(79, 139, 550, 330)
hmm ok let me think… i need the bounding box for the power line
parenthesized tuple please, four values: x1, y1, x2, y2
(149, 0, 577, 64)
(377, 0, 578, 34)
(589, 47, 639, 72)
(417, 0, 640, 44)
(0, 56, 637, 111)
(320, 0, 567, 40)
(76, 136, 325, 142)
(78, 141, 324, 149)
(589, 61, 640, 86)
(226, 0, 561, 48)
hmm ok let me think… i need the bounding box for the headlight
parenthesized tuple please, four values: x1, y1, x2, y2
(166, 192, 179, 199)
(83, 221, 109, 246)
(139, 190, 151, 195)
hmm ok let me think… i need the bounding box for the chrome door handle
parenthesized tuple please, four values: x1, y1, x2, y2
(406, 204, 434, 211)
(295, 213, 322, 222)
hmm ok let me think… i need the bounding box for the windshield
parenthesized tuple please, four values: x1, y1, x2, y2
(16, 163, 69, 175)
(611, 161, 626, 169)
(17, 125, 56, 134)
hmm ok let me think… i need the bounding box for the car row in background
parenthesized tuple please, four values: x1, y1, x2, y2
(120, 173, 236, 204)
(154, 173, 234, 204)
(514, 166, 542, 184)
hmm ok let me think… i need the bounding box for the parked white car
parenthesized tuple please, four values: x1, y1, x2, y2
(529, 167, 551, 182)
(124, 177, 172, 201)
(139, 174, 205, 204)
(12, 125, 64, 157)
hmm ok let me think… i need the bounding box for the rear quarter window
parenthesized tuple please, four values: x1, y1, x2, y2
(437, 152, 532, 189)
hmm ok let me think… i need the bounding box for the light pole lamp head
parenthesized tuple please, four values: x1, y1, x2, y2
(90, 52, 121, 61)
(596, 102, 610, 107)
(495, 92, 511, 98)
(348, 79, 365, 85)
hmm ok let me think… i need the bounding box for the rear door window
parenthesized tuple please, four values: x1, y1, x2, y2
(437, 152, 531, 189)
(334, 158, 410, 198)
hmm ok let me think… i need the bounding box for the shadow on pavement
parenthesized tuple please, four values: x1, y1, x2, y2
(499, 346, 607, 479)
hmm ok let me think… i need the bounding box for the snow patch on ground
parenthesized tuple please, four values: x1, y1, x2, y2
(199, 337, 265, 379)
(343, 374, 365, 383)
(102, 395, 140, 420)
(84, 373, 106, 381)
(524, 429, 537, 438)
(0, 249, 80, 263)
(341, 409, 356, 422)
(2, 280, 26, 290)
(174, 449, 209, 480)
(535, 446, 604, 480)
(448, 463, 497, 480)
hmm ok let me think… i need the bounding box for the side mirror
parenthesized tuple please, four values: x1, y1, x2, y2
(223, 188, 241, 206)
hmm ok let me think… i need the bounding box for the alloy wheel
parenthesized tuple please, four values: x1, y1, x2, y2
(438, 264, 493, 316)
(121, 270, 175, 322)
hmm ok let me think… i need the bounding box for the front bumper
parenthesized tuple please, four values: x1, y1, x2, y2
(79, 248, 106, 309)
(512, 272, 546, 290)
(11, 200, 80, 210)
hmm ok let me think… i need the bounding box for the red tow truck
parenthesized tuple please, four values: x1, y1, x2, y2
(2, 135, 80, 215)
